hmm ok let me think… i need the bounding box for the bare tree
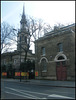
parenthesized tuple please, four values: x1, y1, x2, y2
(28, 18, 52, 41)
(1, 22, 17, 53)
(17, 17, 51, 62)
(1, 18, 52, 59)
(19, 17, 44, 62)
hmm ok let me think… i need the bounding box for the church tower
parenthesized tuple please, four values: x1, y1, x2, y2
(17, 5, 30, 52)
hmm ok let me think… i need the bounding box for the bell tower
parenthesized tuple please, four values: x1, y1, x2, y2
(17, 4, 29, 52)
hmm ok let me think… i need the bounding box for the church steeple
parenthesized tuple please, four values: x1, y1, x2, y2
(20, 4, 27, 29)
(17, 4, 29, 51)
(23, 4, 25, 16)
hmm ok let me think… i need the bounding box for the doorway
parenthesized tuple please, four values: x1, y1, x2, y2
(56, 61, 67, 81)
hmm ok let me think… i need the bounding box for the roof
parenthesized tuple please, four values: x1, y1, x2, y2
(1, 49, 35, 57)
(35, 23, 75, 42)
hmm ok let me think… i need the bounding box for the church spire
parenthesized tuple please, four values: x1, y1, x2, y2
(23, 3, 25, 16)
(20, 4, 27, 29)
(21, 3, 26, 22)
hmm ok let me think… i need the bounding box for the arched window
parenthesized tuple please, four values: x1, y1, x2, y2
(41, 59, 47, 71)
(41, 47, 45, 55)
(57, 43, 63, 52)
(58, 56, 64, 60)
(54, 53, 67, 62)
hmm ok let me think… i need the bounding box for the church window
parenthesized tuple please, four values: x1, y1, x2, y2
(58, 56, 64, 60)
(41, 59, 47, 71)
(41, 47, 45, 55)
(57, 43, 63, 52)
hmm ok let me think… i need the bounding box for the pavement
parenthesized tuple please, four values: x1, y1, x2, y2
(1, 78, 75, 88)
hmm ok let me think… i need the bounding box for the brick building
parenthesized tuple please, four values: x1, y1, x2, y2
(35, 23, 75, 81)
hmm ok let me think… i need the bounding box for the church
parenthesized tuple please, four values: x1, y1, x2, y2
(12, 5, 35, 71)
(1, 5, 75, 81)
(1, 5, 35, 78)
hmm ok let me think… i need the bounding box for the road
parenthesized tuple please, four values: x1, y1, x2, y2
(1, 79, 75, 99)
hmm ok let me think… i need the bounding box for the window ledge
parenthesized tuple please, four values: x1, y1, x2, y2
(41, 54, 46, 56)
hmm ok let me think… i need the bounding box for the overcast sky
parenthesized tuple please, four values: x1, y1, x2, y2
(1, 1, 75, 28)
(1, 1, 75, 53)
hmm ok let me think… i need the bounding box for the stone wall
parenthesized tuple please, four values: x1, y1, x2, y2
(35, 29, 75, 80)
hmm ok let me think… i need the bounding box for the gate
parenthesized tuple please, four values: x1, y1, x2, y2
(56, 61, 67, 80)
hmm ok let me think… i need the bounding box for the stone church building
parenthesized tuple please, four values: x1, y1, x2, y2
(35, 23, 75, 81)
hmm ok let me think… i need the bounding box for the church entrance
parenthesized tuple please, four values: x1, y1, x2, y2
(55, 55, 67, 81)
(56, 60, 67, 81)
